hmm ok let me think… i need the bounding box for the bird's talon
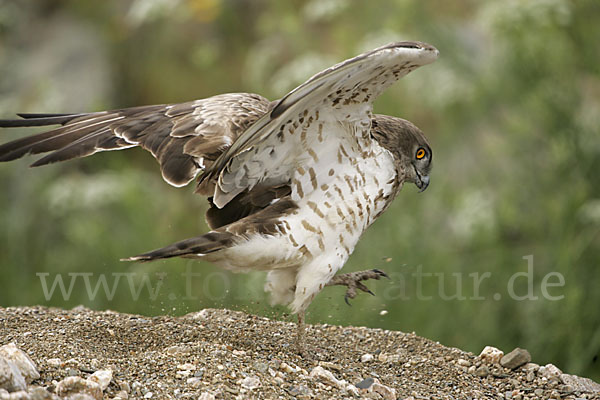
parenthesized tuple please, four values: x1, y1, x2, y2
(326, 268, 390, 304)
(372, 268, 390, 279)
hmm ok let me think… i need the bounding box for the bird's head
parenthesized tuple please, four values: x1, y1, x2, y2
(371, 115, 432, 192)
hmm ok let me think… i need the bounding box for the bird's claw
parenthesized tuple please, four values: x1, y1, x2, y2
(372, 268, 390, 279)
(327, 268, 390, 306)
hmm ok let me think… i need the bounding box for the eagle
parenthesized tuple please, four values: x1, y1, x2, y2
(0, 41, 438, 349)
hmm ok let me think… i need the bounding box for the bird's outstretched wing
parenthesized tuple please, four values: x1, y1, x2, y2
(198, 41, 439, 208)
(0, 93, 271, 187)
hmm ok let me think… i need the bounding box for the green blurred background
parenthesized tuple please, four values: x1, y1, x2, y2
(1, 0, 598, 381)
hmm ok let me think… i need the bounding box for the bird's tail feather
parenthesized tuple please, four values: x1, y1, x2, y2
(122, 231, 235, 262)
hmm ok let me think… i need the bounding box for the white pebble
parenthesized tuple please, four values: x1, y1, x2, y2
(240, 376, 260, 390)
(478, 346, 504, 364)
(538, 364, 563, 380)
(164, 345, 192, 356)
(361, 354, 374, 363)
(55, 376, 102, 400)
(46, 358, 62, 368)
(0, 343, 40, 381)
(280, 362, 297, 373)
(345, 383, 360, 396)
(0, 357, 27, 392)
(309, 366, 345, 388)
(379, 310, 388, 316)
(457, 358, 471, 367)
(87, 369, 112, 391)
(186, 377, 202, 388)
(176, 363, 196, 371)
(113, 390, 129, 399)
(371, 382, 397, 400)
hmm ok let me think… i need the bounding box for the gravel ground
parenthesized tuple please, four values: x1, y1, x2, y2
(0, 306, 598, 400)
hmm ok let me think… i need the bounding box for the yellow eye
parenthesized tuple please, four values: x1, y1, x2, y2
(416, 148, 426, 160)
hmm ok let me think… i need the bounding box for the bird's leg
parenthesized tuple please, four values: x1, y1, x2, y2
(325, 269, 389, 305)
(296, 310, 306, 356)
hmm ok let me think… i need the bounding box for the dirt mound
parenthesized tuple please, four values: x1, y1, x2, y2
(0, 306, 598, 399)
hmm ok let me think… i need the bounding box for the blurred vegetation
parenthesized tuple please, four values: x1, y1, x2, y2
(0, 0, 598, 381)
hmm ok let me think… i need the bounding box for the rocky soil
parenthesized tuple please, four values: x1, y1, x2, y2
(0, 306, 598, 399)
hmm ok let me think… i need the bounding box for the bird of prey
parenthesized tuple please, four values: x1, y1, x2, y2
(0, 41, 438, 348)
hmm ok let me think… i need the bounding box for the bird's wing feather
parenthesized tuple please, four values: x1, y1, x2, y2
(199, 41, 438, 208)
(0, 93, 270, 187)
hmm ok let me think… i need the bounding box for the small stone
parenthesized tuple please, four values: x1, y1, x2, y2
(559, 373, 600, 393)
(240, 376, 260, 390)
(522, 362, 540, 372)
(143, 391, 153, 398)
(46, 359, 62, 368)
(526, 371, 535, 382)
(549, 390, 561, 399)
(197, 393, 215, 400)
(279, 362, 296, 373)
(379, 310, 388, 316)
(287, 385, 312, 396)
(0, 357, 26, 393)
(356, 377, 375, 389)
(479, 346, 504, 364)
(467, 366, 476, 374)
(28, 386, 53, 400)
(0, 343, 39, 382)
(253, 362, 268, 373)
(317, 361, 342, 371)
(538, 364, 562, 381)
(534, 388, 544, 396)
(345, 383, 360, 396)
(55, 377, 102, 400)
(187, 309, 210, 320)
(66, 368, 79, 377)
(64, 359, 80, 368)
(474, 365, 490, 377)
(4, 390, 30, 399)
(361, 354, 374, 363)
(457, 358, 471, 367)
(371, 382, 396, 400)
(119, 381, 130, 393)
(309, 366, 344, 388)
(176, 363, 196, 371)
(186, 377, 202, 388)
(112, 390, 129, 400)
(500, 348, 531, 370)
(130, 381, 142, 395)
(164, 345, 192, 356)
(87, 370, 112, 391)
(175, 370, 191, 379)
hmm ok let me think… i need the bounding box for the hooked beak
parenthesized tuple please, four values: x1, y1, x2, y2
(415, 171, 430, 193)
